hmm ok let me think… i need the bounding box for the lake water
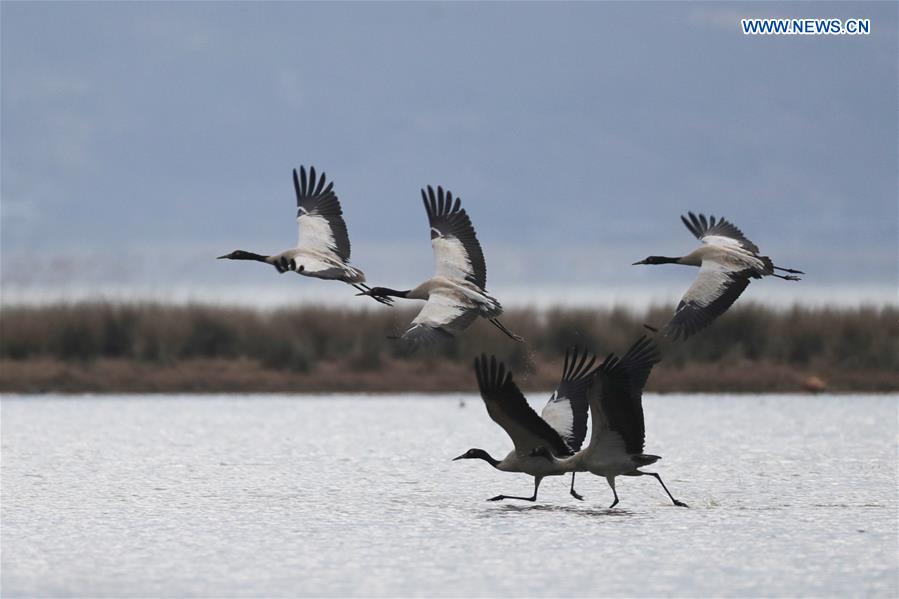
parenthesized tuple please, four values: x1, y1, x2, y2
(2, 394, 897, 597)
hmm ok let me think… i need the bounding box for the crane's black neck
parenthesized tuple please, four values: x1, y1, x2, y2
(644, 256, 683, 265)
(468, 449, 500, 467)
(222, 250, 269, 262)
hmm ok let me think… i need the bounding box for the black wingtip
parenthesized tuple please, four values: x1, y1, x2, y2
(473, 353, 484, 387)
(480, 354, 513, 391)
(316, 168, 327, 195)
(421, 189, 430, 215)
(294, 165, 332, 198)
(421, 185, 464, 217)
(598, 351, 619, 372)
(562, 345, 596, 382)
(597, 335, 661, 376)
(292, 168, 301, 196)
(626, 335, 662, 366)
(682, 212, 699, 238)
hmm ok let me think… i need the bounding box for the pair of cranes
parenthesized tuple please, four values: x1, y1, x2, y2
(456, 339, 687, 508)
(218, 166, 521, 345)
(219, 165, 803, 508)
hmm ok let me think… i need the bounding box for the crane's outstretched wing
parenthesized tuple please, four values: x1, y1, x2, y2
(588, 336, 661, 456)
(681, 211, 760, 254)
(422, 185, 487, 289)
(540, 346, 598, 452)
(399, 289, 479, 347)
(474, 355, 573, 457)
(293, 166, 352, 262)
(665, 261, 753, 341)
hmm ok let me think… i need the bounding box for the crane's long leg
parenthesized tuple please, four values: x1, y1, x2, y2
(488, 318, 524, 342)
(641, 471, 688, 507)
(605, 477, 620, 508)
(570, 473, 584, 501)
(488, 477, 541, 502)
(771, 273, 801, 281)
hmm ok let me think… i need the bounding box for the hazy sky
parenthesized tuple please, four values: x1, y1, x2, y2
(2, 2, 896, 307)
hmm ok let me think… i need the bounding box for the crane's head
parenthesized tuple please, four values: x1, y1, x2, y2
(218, 250, 254, 260)
(356, 286, 390, 298)
(632, 256, 680, 266)
(453, 448, 490, 461)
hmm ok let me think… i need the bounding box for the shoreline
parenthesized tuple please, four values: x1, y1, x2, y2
(2, 357, 895, 394)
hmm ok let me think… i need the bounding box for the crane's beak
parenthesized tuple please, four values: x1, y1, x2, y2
(632, 259, 647, 265)
(452, 454, 466, 461)
(217, 254, 230, 259)
(355, 291, 370, 296)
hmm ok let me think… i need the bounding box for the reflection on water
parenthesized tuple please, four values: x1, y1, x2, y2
(2, 394, 897, 597)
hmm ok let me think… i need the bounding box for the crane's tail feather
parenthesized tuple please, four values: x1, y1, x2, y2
(773, 265, 805, 275)
(634, 454, 661, 466)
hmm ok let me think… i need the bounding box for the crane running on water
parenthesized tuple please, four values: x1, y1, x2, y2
(218, 166, 391, 305)
(454, 347, 598, 502)
(531, 336, 688, 508)
(632, 212, 803, 340)
(357, 185, 523, 345)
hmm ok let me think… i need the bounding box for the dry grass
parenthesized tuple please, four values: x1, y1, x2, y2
(1, 302, 896, 393)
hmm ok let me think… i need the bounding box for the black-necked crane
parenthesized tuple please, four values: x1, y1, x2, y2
(531, 336, 688, 508)
(357, 185, 522, 345)
(218, 166, 391, 305)
(633, 212, 803, 340)
(453, 347, 598, 502)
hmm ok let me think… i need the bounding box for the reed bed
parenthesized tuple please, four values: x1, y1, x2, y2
(1, 302, 896, 393)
